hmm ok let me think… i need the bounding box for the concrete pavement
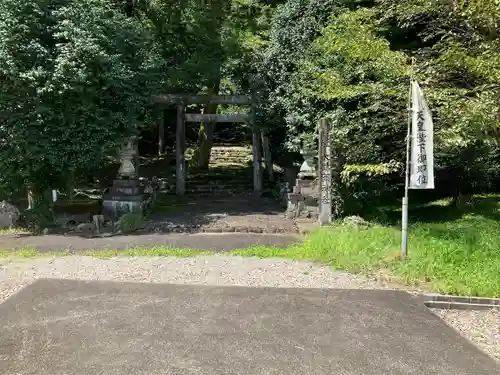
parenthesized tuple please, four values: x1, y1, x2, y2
(0, 279, 498, 374)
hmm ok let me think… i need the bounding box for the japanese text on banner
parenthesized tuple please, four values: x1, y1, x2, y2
(410, 81, 434, 190)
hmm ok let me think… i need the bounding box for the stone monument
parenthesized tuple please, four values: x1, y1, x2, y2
(318, 118, 332, 225)
(102, 136, 150, 221)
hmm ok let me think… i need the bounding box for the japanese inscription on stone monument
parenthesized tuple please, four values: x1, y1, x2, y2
(318, 118, 332, 225)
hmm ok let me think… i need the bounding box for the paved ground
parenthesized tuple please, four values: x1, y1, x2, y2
(0, 279, 498, 375)
(0, 232, 300, 252)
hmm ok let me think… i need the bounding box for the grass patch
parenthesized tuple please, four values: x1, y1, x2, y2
(234, 226, 398, 273)
(0, 248, 69, 258)
(0, 247, 212, 259)
(81, 247, 213, 258)
(237, 195, 500, 297)
(0, 228, 31, 236)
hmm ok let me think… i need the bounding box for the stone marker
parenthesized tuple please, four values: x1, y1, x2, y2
(318, 118, 332, 226)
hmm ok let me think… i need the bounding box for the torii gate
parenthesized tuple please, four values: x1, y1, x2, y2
(152, 94, 273, 196)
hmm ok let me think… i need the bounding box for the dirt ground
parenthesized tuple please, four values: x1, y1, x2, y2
(146, 195, 305, 234)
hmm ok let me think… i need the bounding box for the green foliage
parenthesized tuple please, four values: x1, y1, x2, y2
(341, 161, 403, 186)
(0, 0, 161, 197)
(118, 213, 146, 233)
(311, 9, 408, 100)
(258, 0, 348, 151)
(340, 162, 402, 215)
(140, 0, 229, 92)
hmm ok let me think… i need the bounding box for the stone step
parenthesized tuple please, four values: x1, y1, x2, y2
(175, 174, 275, 182)
(210, 147, 251, 152)
(176, 190, 274, 197)
(186, 182, 254, 186)
(186, 173, 274, 179)
(209, 158, 251, 163)
(209, 159, 250, 164)
(175, 183, 274, 191)
(176, 181, 274, 189)
(211, 150, 251, 154)
(160, 183, 276, 193)
(210, 151, 251, 156)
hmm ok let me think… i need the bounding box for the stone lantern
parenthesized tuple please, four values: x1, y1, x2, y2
(102, 136, 147, 222)
(118, 136, 139, 179)
(298, 137, 317, 178)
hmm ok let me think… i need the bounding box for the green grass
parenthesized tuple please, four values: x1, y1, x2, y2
(0, 247, 213, 259)
(81, 247, 213, 258)
(0, 195, 499, 297)
(0, 227, 31, 236)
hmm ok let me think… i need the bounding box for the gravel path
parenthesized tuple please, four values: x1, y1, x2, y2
(0, 255, 498, 363)
(433, 308, 500, 362)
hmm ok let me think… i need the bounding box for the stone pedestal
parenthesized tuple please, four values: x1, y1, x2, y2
(102, 180, 146, 221)
(286, 178, 319, 219)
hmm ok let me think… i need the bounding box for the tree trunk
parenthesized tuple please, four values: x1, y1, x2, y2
(261, 130, 274, 182)
(196, 76, 221, 170)
(194, 0, 227, 170)
(26, 186, 55, 232)
(156, 106, 165, 156)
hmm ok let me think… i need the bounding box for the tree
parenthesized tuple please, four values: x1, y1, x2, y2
(378, 0, 500, 196)
(0, 0, 161, 209)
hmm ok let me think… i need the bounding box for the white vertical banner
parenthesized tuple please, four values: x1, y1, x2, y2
(409, 81, 434, 189)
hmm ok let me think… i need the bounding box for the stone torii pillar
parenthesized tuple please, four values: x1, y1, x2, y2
(155, 105, 165, 156)
(176, 102, 186, 195)
(251, 103, 263, 195)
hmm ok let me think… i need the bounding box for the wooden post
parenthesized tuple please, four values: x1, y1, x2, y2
(251, 105, 263, 195)
(318, 118, 332, 225)
(261, 130, 274, 182)
(176, 102, 186, 195)
(156, 105, 165, 156)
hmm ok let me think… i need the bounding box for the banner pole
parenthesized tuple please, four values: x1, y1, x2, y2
(402, 60, 415, 260)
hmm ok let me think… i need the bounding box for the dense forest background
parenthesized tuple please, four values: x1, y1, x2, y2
(0, 0, 499, 213)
